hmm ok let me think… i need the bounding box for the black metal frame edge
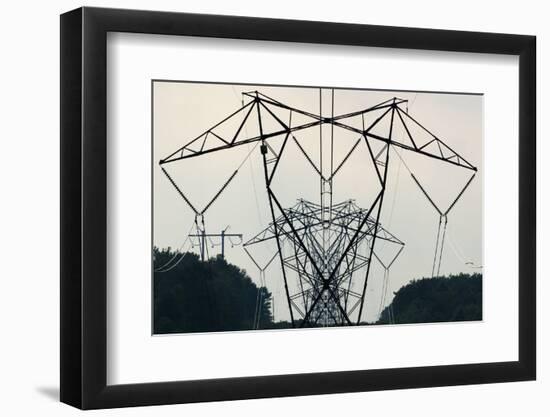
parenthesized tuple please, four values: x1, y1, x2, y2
(60, 7, 83, 408)
(60, 6, 536, 410)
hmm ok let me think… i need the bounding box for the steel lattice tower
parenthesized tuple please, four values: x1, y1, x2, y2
(160, 89, 477, 328)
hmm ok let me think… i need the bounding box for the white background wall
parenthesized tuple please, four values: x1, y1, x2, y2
(0, 0, 545, 415)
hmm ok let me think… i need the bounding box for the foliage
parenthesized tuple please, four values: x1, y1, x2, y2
(154, 247, 482, 333)
(377, 273, 482, 325)
(154, 247, 272, 334)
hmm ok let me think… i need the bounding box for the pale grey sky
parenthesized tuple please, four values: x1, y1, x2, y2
(153, 81, 483, 323)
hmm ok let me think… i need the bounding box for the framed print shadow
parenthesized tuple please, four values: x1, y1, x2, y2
(60, 6, 536, 410)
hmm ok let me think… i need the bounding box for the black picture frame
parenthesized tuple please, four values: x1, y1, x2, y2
(60, 6, 536, 410)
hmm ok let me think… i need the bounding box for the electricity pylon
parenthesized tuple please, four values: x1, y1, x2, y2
(160, 89, 477, 327)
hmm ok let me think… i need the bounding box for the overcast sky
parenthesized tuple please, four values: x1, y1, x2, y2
(153, 81, 483, 324)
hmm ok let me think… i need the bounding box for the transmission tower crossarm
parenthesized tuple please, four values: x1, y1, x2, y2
(188, 231, 243, 260)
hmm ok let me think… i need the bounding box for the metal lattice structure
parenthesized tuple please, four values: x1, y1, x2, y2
(243, 199, 403, 326)
(159, 89, 477, 327)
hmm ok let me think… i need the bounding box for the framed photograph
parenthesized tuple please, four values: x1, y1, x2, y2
(60, 7, 536, 409)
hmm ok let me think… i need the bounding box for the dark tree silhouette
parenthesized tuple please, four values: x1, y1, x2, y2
(154, 247, 272, 334)
(377, 273, 482, 325)
(154, 247, 481, 332)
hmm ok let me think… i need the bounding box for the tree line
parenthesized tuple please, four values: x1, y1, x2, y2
(154, 247, 482, 333)
(154, 247, 272, 334)
(377, 273, 482, 324)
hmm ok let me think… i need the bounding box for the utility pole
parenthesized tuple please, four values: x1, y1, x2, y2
(188, 230, 243, 261)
